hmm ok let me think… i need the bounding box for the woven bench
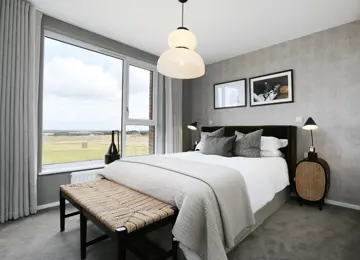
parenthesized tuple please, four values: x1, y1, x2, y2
(60, 179, 178, 260)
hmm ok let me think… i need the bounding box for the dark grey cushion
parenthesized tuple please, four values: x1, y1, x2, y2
(201, 135, 236, 157)
(234, 129, 263, 157)
(197, 127, 225, 151)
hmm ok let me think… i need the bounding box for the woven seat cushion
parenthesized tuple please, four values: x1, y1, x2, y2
(60, 179, 175, 233)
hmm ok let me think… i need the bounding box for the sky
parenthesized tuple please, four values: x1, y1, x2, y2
(43, 38, 152, 131)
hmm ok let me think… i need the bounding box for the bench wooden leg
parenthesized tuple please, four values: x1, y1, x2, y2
(60, 191, 65, 232)
(172, 236, 178, 260)
(116, 227, 127, 260)
(172, 218, 178, 260)
(80, 211, 87, 260)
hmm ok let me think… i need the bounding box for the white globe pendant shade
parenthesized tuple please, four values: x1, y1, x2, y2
(168, 28, 197, 50)
(157, 48, 205, 79)
(157, 0, 205, 79)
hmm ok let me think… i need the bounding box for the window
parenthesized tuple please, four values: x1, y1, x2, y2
(128, 65, 153, 120)
(42, 33, 159, 173)
(123, 65, 157, 157)
(125, 125, 155, 156)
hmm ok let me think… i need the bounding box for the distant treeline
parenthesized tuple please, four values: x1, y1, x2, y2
(43, 130, 149, 136)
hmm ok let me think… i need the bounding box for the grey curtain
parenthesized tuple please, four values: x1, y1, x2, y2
(165, 78, 183, 153)
(0, 0, 42, 223)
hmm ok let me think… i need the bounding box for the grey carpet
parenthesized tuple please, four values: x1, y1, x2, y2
(1, 200, 360, 260)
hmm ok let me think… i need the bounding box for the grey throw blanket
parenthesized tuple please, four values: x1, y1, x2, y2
(102, 155, 255, 260)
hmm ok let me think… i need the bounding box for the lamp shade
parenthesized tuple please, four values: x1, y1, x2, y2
(303, 117, 318, 130)
(187, 122, 198, 131)
(168, 28, 197, 50)
(157, 48, 205, 79)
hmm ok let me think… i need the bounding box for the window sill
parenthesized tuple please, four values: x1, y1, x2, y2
(39, 160, 105, 176)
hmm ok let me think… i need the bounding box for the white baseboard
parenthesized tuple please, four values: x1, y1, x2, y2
(325, 199, 360, 211)
(291, 192, 360, 211)
(37, 201, 69, 211)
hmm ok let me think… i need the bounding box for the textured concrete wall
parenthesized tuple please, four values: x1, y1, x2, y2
(189, 21, 360, 205)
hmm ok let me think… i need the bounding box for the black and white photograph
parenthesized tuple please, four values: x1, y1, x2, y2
(214, 78, 247, 109)
(249, 70, 294, 107)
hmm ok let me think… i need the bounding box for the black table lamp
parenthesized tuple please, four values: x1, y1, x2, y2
(187, 122, 198, 131)
(302, 117, 318, 160)
(187, 122, 200, 148)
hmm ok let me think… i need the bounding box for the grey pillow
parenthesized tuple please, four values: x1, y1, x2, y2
(234, 129, 263, 157)
(197, 127, 225, 151)
(201, 135, 236, 157)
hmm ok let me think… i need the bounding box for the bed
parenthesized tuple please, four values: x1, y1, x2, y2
(101, 125, 297, 260)
(192, 125, 297, 250)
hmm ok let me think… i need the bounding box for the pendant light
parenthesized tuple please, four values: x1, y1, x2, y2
(157, 0, 205, 79)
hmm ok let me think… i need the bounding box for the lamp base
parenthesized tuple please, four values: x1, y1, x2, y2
(308, 152, 318, 161)
(193, 141, 198, 151)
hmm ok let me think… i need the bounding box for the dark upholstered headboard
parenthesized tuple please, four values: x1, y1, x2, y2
(201, 125, 297, 190)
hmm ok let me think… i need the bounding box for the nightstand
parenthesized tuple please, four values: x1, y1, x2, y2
(295, 155, 330, 210)
(188, 143, 197, 151)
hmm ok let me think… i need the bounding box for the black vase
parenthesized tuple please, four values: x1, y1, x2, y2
(105, 130, 120, 164)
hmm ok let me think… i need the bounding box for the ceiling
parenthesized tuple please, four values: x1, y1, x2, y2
(30, 0, 360, 64)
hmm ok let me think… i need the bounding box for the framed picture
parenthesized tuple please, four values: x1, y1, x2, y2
(249, 70, 294, 107)
(214, 78, 247, 109)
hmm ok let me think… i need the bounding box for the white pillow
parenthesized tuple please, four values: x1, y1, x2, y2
(280, 139, 288, 147)
(261, 136, 288, 152)
(261, 150, 284, 157)
(195, 141, 202, 151)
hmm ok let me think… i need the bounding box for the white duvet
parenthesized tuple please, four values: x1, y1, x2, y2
(102, 152, 289, 260)
(102, 154, 255, 260)
(165, 152, 289, 213)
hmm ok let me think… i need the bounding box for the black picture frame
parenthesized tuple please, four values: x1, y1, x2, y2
(249, 69, 294, 107)
(213, 78, 247, 109)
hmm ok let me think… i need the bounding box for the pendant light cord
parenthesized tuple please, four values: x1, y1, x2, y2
(181, 2, 184, 27)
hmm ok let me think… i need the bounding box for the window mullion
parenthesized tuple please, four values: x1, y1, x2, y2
(152, 71, 159, 154)
(122, 59, 130, 157)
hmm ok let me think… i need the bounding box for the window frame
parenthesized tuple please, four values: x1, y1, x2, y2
(40, 30, 161, 174)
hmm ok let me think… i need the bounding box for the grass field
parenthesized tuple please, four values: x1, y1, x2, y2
(42, 134, 152, 165)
